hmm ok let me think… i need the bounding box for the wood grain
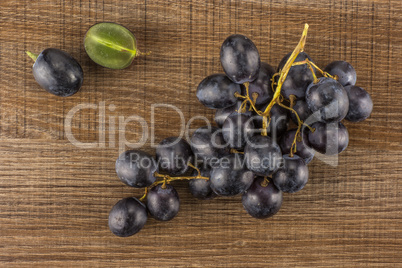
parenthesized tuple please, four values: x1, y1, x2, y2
(0, 0, 401, 267)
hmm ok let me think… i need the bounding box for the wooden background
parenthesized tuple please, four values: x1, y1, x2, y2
(0, 0, 401, 267)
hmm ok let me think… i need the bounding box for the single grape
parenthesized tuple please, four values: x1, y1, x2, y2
(84, 22, 139, 69)
(189, 166, 216, 200)
(196, 74, 241, 109)
(272, 154, 308, 193)
(222, 113, 255, 150)
(108, 197, 147, 237)
(220, 34, 260, 84)
(305, 77, 349, 123)
(156, 137, 194, 176)
(277, 52, 316, 99)
(279, 129, 315, 164)
(210, 154, 254, 196)
(244, 62, 275, 105)
(147, 184, 180, 221)
(244, 135, 283, 176)
(290, 99, 312, 125)
(214, 100, 252, 128)
(26, 48, 83, 97)
(242, 177, 283, 219)
(190, 126, 229, 162)
(307, 122, 349, 155)
(253, 103, 289, 141)
(344, 85, 373, 122)
(324, 61, 356, 87)
(115, 150, 157, 188)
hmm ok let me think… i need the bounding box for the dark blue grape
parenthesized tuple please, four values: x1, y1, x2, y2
(244, 62, 275, 105)
(196, 74, 241, 109)
(190, 126, 229, 162)
(277, 52, 316, 99)
(31, 48, 83, 97)
(108, 197, 147, 237)
(156, 137, 194, 176)
(189, 166, 216, 200)
(147, 184, 180, 221)
(242, 177, 283, 219)
(244, 135, 283, 176)
(290, 99, 312, 125)
(222, 113, 255, 150)
(307, 122, 349, 155)
(220, 34, 260, 84)
(210, 154, 254, 196)
(214, 100, 252, 128)
(115, 150, 157, 188)
(344, 85, 373, 122)
(305, 77, 349, 123)
(279, 129, 315, 164)
(272, 154, 308, 193)
(324, 61, 356, 87)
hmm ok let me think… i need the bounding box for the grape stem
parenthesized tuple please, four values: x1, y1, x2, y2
(26, 51, 39, 62)
(138, 162, 209, 201)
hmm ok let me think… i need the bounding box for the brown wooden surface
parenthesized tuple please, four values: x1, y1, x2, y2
(0, 0, 401, 267)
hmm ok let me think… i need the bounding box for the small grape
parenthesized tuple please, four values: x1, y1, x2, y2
(242, 177, 283, 219)
(245, 62, 275, 105)
(272, 154, 309, 193)
(324, 61, 356, 87)
(220, 34, 260, 84)
(290, 99, 312, 125)
(108, 197, 147, 237)
(244, 135, 283, 176)
(253, 103, 289, 141)
(305, 77, 349, 123)
(344, 85, 373, 122)
(147, 184, 180, 221)
(115, 150, 158, 188)
(307, 122, 349, 155)
(156, 137, 194, 176)
(214, 100, 252, 128)
(210, 154, 254, 196)
(222, 113, 255, 150)
(196, 74, 241, 109)
(190, 126, 229, 162)
(28, 48, 83, 97)
(279, 129, 315, 164)
(189, 166, 216, 200)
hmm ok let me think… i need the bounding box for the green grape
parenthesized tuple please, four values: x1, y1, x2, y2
(84, 22, 139, 69)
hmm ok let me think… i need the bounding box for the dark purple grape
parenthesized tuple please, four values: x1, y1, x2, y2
(305, 77, 349, 123)
(324, 61, 356, 87)
(277, 52, 316, 99)
(243, 62, 275, 105)
(290, 99, 312, 125)
(253, 103, 289, 141)
(272, 154, 308, 193)
(210, 154, 254, 196)
(108, 197, 147, 237)
(190, 126, 229, 162)
(242, 177, 283, 219)
(115, 150, 157, 188)
(189, 166, 216, 200)
(30, 48, 83, 97)
(214, 100, 252, 128)
(244, 135, 283, 176)
(344, 85, 373, 122)
(147, 184, 180, 221)
(307, 122, 349, 155)
(222, 113, 255, 150)
(196, 74, 241, 109)
(220, 34, 260, 84)
(279, 129, 315, 164)
(156, 137, 194, 176)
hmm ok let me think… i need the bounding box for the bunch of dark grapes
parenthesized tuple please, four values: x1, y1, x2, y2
(108, 24, 373, 237)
